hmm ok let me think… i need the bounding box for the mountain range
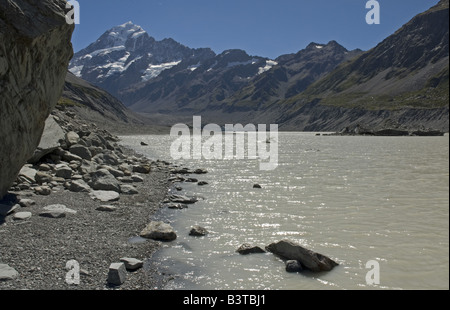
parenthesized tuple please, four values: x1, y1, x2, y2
(69, 0, 449, 131)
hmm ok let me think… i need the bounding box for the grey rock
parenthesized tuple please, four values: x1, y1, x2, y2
(18, 166, 38, 183)
(0, 264, 18, 281)
(253, 184, 262, 189)
(90, 169, 120, 192)
(120, 185, 138, 195)
(189, 225, 208, 236)
(69, 145, 92, 160)
(18, 199, 35, 208)
(34, 186, 51, 196)
(61, 150, 83, 162)
(96, 205, 117, 212)
(132, 164, 151, 174)
(38, 164, 52, 172)
(28, 116, 66, 164)
(107, 263, 127, 286)
(13, 211, 32, 220)
(55, 164, 72, 179)
(266, 240, 338, 272)
(43, 204, 77, 215)
(169, 194, 198, 204)
(120, 258, 143, 271)
(285, 260, 304, 273)
(68, 180, 91, 193)
(236, 243, 266, 255)
(39, 210, 66, 218)
(35, 171, 53, 184)
(198, 181, 209, 186)
(131, 175, 144, 183)
(90, 190, 120, 202)
(165, 202, 188, 209)
(65, 131, 80, 146)
(140, 221, 177, 241)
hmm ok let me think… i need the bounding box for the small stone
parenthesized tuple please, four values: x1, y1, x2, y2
(0, 264, 19, 281)
(120, 185, 138, 195)
(165, 202, 188, 209)
(55, 165, 72, 179)
(120, 258, 143, 271)
(169, 194, 198, 204)
(34, 186, 51, 196)
(253, 184, 262, 189)
(131, 175, 144, 183)
(68, 180, 91, 193)
(13, 212, 32, 220)
(65, 131, 80, 146)
(198, 181, 208, 186)
(107, 263, 127, 286)
(35, 171, 53, 184)
(38, 164, 52, 172)
(18, 199, 35, 208)
(132, 164, 151, 174)
(96, 205, 117, 212)
(193, 168, 208, 174)
(69, 144, 92, 160)
(189, 225, 208, 236)
(285, 260, 304, 273)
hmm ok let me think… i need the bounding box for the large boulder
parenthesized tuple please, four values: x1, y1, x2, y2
(28, 116, 65, 164)
(266, 240, 338, 272)
(0, 0, 74, 199)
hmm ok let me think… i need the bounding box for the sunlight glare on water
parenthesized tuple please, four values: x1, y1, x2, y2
(119, 132, 449, 290)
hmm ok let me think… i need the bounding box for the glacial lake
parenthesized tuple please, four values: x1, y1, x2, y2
(119, 132, 449, 290)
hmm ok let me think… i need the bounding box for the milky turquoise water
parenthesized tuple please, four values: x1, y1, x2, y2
(119, 133, 449, 290)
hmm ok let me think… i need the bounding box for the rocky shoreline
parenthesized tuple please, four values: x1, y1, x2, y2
(0, 107, 205, 290)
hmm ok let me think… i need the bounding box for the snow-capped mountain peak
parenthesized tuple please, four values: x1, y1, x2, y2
(103, 21, 146, 47)
(69, 22, 215, 97)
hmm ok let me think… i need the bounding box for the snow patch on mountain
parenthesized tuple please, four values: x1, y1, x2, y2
(258, 60, 278, 74)
(141, 60, 182, 81)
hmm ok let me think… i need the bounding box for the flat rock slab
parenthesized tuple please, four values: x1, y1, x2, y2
(43, 204, 77, 215)
(90, 190, 120, 202)
(39, 211, 66, 219)
(0, 264, 18, 281)
(169, 194, 198, 204)
(120, 258, 143, 271)
(266, 240, 338, 272)
(13, 212, 32, 221)
(96, 205, 117, 212)
(140, 221, 177, 241)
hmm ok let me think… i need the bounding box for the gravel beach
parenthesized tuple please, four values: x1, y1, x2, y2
(0, 166, 173, 290)
(0, 107, 180, 290)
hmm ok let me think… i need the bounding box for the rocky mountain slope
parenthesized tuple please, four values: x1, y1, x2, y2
(59, 72, 169, 134)
(69, 1, 448, 132)
(273, 0, 449, 131)
(122, 48, 275, 114)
